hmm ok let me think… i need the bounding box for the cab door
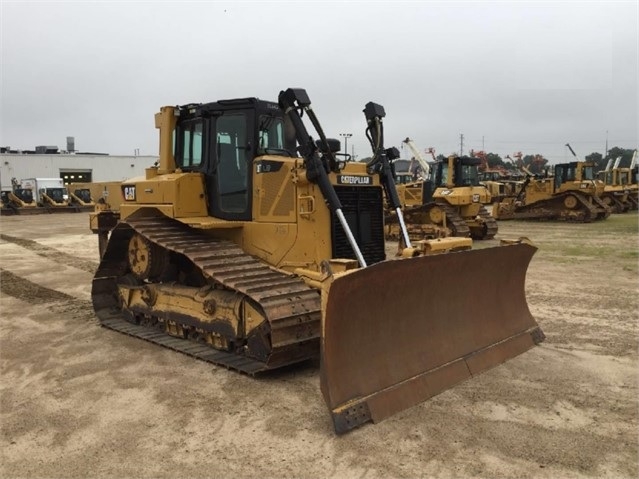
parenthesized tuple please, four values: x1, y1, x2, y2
(207, 111, 253, 221)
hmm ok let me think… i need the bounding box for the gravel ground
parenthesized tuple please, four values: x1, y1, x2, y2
(0, 212, 637, 479)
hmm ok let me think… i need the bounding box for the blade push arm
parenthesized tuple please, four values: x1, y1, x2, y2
(363, 102, 412, 249)
(278, 88, 368, 267)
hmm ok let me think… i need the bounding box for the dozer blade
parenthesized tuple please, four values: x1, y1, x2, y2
(320, 242, 544, 434)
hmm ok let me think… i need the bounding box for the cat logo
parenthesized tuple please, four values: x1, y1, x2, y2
(123, 186, 136, 201)
(337, 175, 371, 185)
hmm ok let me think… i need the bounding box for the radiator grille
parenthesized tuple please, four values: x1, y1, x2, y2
(331, 186, 385, 265)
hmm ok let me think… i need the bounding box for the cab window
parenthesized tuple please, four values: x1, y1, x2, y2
(582, 166, 594, 180)
(619, 171, 629, 185)
(459, 165, 479, 186)
(178, 121, 203, 169)
(258, 115, 286, 154)
(216, 114, 248, 213)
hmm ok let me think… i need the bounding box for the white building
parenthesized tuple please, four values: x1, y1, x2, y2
(0, 153, 158, 190)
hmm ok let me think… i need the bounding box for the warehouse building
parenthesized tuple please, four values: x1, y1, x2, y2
(0, 139, 157, 191)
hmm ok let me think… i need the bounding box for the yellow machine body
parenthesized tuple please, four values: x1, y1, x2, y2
(7, 191, 38, 208)
(494, 161, 611, 221)
(91, 94, 543, 434)
(596, 169, 634, 213)
(389, 155, 497, 240)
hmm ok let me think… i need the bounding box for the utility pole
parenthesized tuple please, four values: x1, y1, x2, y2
(340, 133, 352, 159)
(460, 133, 464, 156)
(482, 136, 485, 151)
(605, 130, 608, 160)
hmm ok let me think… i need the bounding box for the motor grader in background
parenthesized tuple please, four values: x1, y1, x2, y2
(493, 145, 610, 222)
(90, 88, 543, 434)
(385, 138, 498, 241)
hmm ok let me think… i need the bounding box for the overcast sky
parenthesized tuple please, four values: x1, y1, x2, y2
(1, 1, 637, 164)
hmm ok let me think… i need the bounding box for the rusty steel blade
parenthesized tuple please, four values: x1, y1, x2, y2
(320, 242, 544, 434)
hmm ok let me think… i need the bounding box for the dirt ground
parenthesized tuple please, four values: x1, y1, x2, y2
(1, 212, 637, 479)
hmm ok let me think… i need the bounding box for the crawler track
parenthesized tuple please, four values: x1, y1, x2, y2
(600, 193, 629, 214)
(435, 202, 471, 237)
(390, 201, 471, 240)
(473, 205, 499, 240)
(92, 215, 322, 375)
(499, 192, 610, 222)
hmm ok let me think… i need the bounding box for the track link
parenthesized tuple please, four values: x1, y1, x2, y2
(435, 202, 471, 237)
(476, 205, 498, 239)
(600, 194, 627, 214)
(588, 194, 611, 220)
(92, 215, 322, 375)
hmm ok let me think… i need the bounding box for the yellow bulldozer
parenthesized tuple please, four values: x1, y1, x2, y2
(494, 145, 611, 222)
(596, 157, 633, 213)
(90, 88, 543, 434)
(387, 138, 498, 241)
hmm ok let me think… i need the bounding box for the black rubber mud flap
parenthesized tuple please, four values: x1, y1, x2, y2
(319, 243, 544, 434)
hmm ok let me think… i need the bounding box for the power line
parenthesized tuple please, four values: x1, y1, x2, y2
(480, 140, 636, 145)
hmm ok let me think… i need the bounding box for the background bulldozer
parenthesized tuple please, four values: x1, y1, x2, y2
(597, 150, 638, 212)
(596, 157, 633, 213)
(494, 149, 611, 222)
(631, 150, 639, 209)
(386, 138, 498, 240)
(90, 88, 543, 433)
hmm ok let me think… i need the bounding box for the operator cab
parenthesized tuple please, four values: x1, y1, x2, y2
(173, 98, 296, 221)
(554, 161, 593, 189)
(14, 188, 34, 204)
(394, 172, 416, 185)
(433, 156, 481, 188)
(42, 187, 69, 203)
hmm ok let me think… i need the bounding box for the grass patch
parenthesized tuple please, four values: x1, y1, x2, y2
(538, 244, 638, 266)
(598, 214, 639, 235)
(560, 245, 611, 257)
